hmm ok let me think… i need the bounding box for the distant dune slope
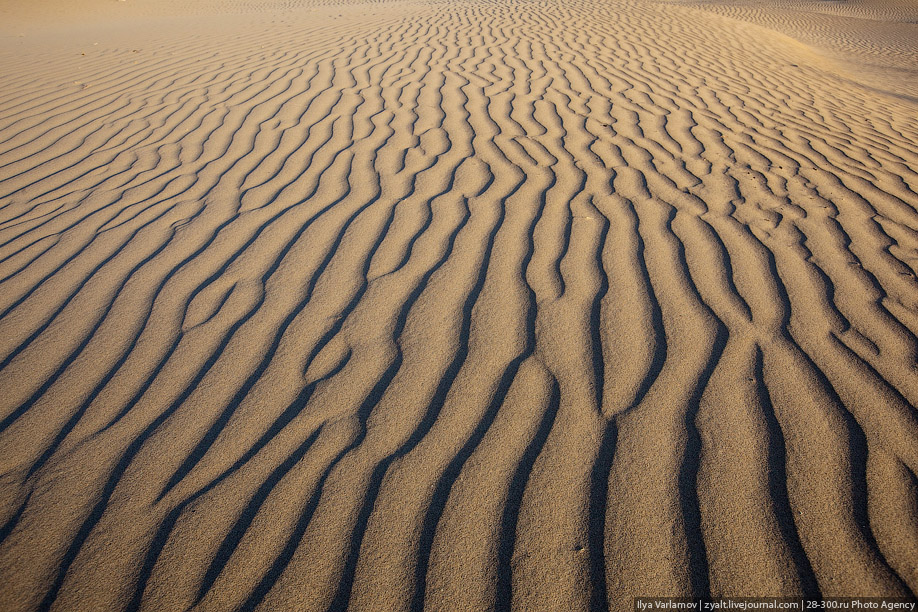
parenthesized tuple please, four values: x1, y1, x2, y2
(684, 0, 918, 99)
(0, 0, 917, 610)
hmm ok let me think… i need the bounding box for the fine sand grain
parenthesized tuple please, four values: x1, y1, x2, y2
(1, 0, 917, 609)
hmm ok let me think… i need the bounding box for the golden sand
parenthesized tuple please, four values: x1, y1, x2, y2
(1, 0, 917, 608)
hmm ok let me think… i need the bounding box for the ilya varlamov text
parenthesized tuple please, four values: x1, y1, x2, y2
(635, 600, 917, 612)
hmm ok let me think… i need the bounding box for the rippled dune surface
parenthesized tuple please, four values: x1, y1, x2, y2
(1, 0, 917, 609)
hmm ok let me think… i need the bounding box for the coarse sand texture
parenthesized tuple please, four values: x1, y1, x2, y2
(1, 0, 917, 609)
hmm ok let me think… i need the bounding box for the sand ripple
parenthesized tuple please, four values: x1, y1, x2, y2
(1, 0, 917, 609)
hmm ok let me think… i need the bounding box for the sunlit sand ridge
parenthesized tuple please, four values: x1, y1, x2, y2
(0, 0, 917, 609)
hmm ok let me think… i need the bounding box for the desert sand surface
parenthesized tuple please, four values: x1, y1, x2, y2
(1, 0, 918, 608)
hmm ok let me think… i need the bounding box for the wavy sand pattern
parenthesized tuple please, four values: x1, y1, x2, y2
(1, 0, 917, 609)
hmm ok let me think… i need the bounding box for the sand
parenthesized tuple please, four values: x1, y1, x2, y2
(0, 0, 917, 608)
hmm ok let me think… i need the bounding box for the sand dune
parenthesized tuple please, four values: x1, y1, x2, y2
(1, 0, 917, 609)
(685, 0, 918, 99)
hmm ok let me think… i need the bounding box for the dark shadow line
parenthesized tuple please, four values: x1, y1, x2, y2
(495, 377, 562, 612)
(0, 492, 31, 548)
(237, 353, 403, 612)
(131, 347, 350, 610)
(587, 418, 617, 612)
(189, 426, 322, 607)
(753, 344, 821, 598)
